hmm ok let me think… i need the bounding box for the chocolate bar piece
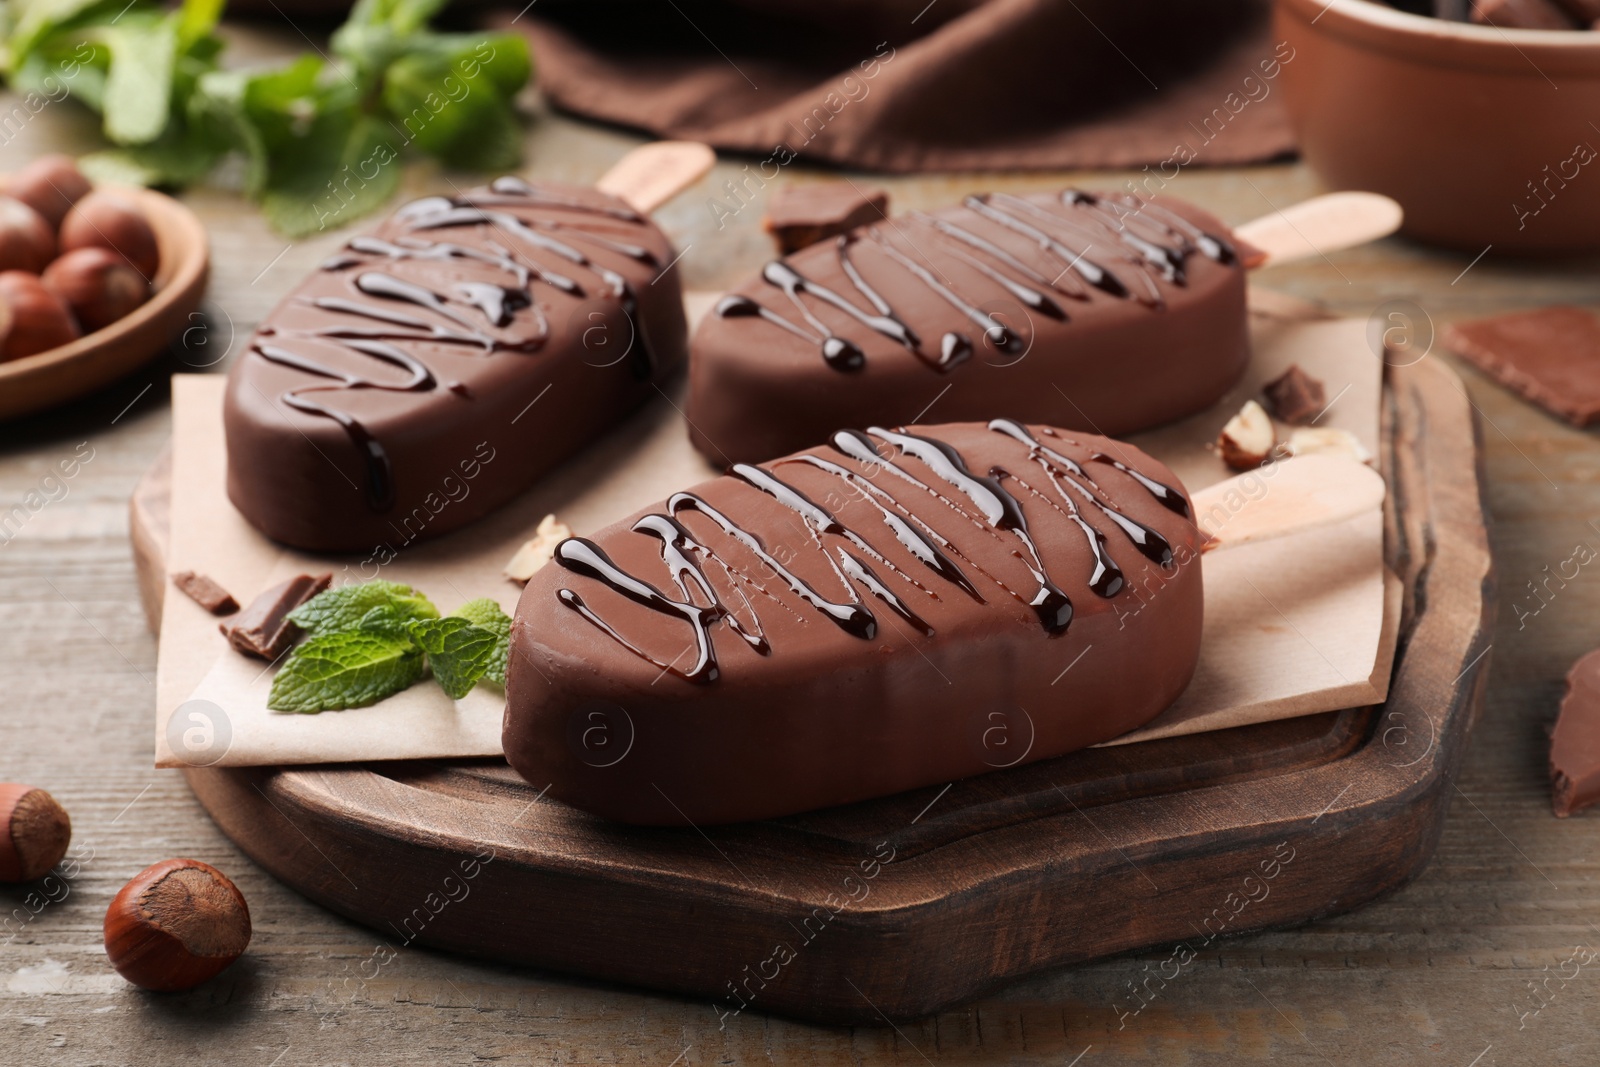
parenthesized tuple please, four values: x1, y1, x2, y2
(171, 571, 239, 615)
(1552, 649, 1600, 816)
(689, 189, 1254, 464)
(1262, 364, 1328, 425)
(504, 420, 1204, 824)
(220, 573, 332, 661)
(1445, 306, 1600, 427)
(1470, 0, 1580, 27)
(763, 183, 889, 254)
(224, 178, 689, 552)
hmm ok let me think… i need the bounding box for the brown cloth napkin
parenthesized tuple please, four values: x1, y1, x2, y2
(511, 0, 1297, 172)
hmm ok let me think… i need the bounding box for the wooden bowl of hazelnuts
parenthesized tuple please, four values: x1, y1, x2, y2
(0, 154, 209, 421)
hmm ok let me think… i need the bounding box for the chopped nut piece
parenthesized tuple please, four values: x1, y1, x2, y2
(1262, 364, 1328, 425)
(1284, 427, 1373, 465)
(1218, 399, 1276, 470)
(171, 571, 238, 616)
(505, 514, 574, 584)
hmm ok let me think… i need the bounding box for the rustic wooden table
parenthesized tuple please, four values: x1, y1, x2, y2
(4, 23, 1600, 1067)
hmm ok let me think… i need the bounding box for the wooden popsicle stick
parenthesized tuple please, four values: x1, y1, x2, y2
(1234, 192, 1403, 268)
(1191, 454, 1386, 552)
(595, 141, 716, 215)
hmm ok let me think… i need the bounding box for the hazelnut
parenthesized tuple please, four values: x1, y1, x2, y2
(0, 196, 57, 274)
(0, 783, 72, 882)
(504, 513, 574, 583)
(5, 154, 92, 230)
(42, 247, 149, 331)
(59, 191, 159, 281)
(1218, 399, 1277, 470)
(104, 858, 252, 992)
(1284, 427, 1374, 465)
(0, 271, 81, 360)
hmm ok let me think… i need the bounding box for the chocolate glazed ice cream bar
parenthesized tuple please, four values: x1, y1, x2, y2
(224, 144, 714, 552)
(503, 422, 1384, 825)
(687, 189, 1401, 464)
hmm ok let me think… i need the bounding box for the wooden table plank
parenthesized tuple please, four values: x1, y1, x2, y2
(3, 21, 1600, 1065)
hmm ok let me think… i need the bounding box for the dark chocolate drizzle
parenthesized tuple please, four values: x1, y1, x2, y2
(716, 189, 1236, 372)
(252, 181, 671, 512)
(554, 422, 1194, 682)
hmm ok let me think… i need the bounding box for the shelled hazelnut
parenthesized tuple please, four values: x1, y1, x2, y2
(60, 191, 160, 281)
(0, 783, 72, 882)
(104, 858, 252, 992)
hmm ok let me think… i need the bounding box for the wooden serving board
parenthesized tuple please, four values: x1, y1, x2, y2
(130, 355, 1492, 1025)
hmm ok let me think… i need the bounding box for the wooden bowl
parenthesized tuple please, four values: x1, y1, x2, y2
(1274, 0, 1600, 253)
(0, 186, 209, 420)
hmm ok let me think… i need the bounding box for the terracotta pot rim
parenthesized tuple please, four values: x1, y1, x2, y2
(1277, 0, 1600, 73)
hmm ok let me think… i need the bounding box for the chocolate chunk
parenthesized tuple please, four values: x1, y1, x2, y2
(1470, 0, 1580, 27)
(1552, 649, 1600, 816)
(220, 573, 332, 661)
(170, 571, 239, 615)
(690, 188, 1249, 465)
(504, 420, 1203, 824)
(224, 178, 688, 552)
(762, 183, 889, 254)
(1445, 306, 1600, 427)
(1262, 364, 1328, 425)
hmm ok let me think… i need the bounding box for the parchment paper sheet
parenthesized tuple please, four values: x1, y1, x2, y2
(155, 296, 1394, 767)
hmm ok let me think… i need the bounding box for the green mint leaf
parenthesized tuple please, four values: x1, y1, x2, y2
(98, 15, 177, 145)
(451, 598, 510, 687)
(288, 579, 438, 636)
(354, 603, 423, 643)
(408, 616, 497, 700)
(259, 111, 402, 237)
(174, 0, 223, 52)
(8, 0, 116, 64)
(268, 630, 425, 713)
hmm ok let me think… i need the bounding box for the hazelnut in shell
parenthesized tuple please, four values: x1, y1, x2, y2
(6, 154, 92, 230)
(42, 247, 150, 332)
(59, 191, 159, 281)
(0, 783, 72, 882)
(0, 271, 81, 361)
(0, 196, 57, 274)
(104, 858, 252, 992)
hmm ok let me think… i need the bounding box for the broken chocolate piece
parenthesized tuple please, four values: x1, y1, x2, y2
(170, 571, 239, 615)
(1445, 306, 1600, 427)
(762, 183, 888, 254)
(1262, 364, 1328, 425)
(1551, 649, 1600, 816)
(1470, 0, 1580, 27)
(220, 573, 332, 660)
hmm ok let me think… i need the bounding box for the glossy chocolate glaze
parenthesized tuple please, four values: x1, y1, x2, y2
(688, 189, 1249, 464)
(224, 178, 689, 551)
(504, 420, 1204, 825)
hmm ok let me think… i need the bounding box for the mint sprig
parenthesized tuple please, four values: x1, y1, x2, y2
(2, 0, 533, 236)
(266, 581, 512, 713)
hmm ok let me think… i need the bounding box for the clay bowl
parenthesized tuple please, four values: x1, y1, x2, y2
(0, 186, 209, 420)
(1274, 0, 1600, 253)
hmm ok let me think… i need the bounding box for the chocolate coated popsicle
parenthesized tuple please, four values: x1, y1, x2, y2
(687, 189, 1254, 465)
(503, 419, 1204, 825)
(225, 178, 689, 552)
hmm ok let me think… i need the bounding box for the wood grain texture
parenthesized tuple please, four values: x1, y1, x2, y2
(0, 20, 1595, 1065)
